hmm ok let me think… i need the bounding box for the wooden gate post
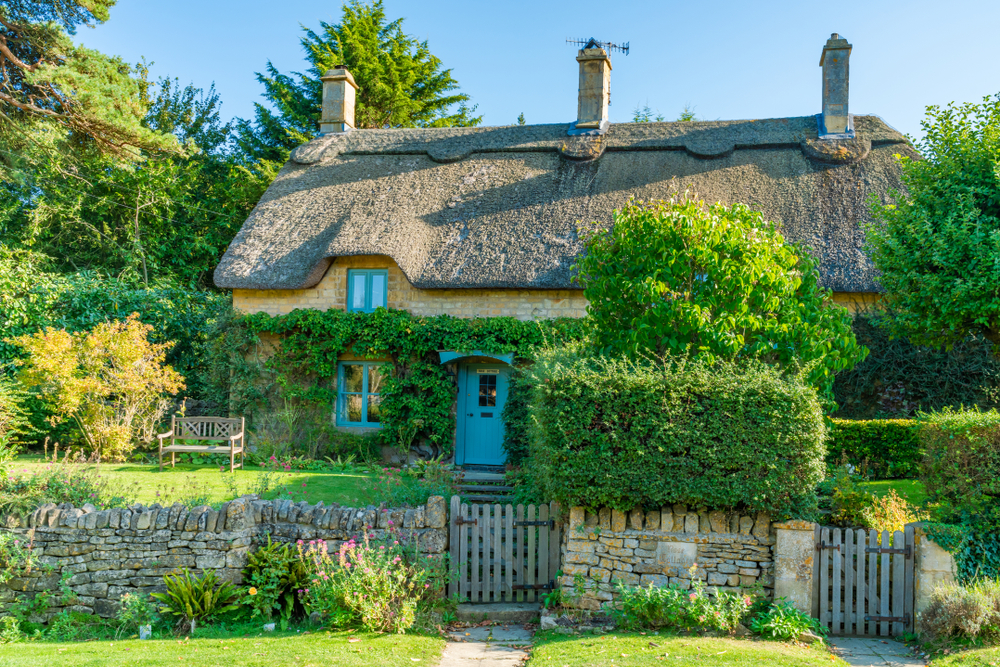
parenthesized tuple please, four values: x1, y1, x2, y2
(773, 520, 820, 616)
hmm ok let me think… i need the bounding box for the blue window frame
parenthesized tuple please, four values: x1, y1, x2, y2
(337, 361, 386, 427)
(347, 269, 388, 312)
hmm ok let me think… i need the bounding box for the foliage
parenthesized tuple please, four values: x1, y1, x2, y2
(919, 407, 1000, 513)
(236, 307, 586, 455)
(0, 0, 179, 160)
(749, 599, 827, 640)
(834, 311, 1000, 420)
(0, 460, 133, 514)
(632, 105, 665, 123)
(239, 535, 310, 626)
(10, 315, 185, 460)
(827, 470, 873, 527)
(614, 573, 752, 632)
(0, 615, 21, 644)
(115, 591, 157, 637)
(866, 94, 1000, 351)
(500, 366, 532, 466)
(919, 578, 1000, 641)
(151, 569, 239, 625)
(574, 196, 866, 401)
(525, 347, 826, 517)
(236, 0, 480, 163)
(298, 527, 443, 633)
(0, 532, 42, 585)
(365, 464, 458, 507)
(860, 489, 929, 535)
(827, 418, 922, 479)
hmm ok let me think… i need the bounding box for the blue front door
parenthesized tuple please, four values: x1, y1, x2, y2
(457, 363, 509, 466)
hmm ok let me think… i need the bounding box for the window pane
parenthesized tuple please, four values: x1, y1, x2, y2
(368, 365, 384, 395)
(342, 365, 363, 393)
(479, 374, 497, 407)
(370, 273, 386, 308)
(367, 395, 381, 424)
(341, 395, 363, 423)
(350, 273, 367, 310)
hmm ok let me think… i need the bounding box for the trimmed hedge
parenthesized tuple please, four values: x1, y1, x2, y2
(526, 348, 826, 518)
(920, 407, 1000, 512)
(827, 419, 921, 479)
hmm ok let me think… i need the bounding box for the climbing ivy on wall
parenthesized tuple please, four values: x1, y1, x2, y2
(237, 308, 588, 456)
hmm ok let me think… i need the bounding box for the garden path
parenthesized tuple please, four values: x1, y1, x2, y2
(440, 624, 533, 667)
(827, 637, 924, 666)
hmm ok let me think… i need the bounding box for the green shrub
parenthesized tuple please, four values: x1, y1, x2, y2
(750, 598, 826, 640)
(0, 616, 22, 644)
(299, 530, 442, 633)
(919, 407, 1000, 512)
(526, 348, 826, 517)
(115, 592, 158, 638)
(364, 464, 459, 508)
(239, 535, 309, 626)
(614, 576, 752, 632)
(0, 461, 134, 515)
(500, 366, 532, 467)
(919, 578, 1000, 640)
(0, 533, 43, 585)
(151, 569, 239, 629)
(827, 419, 921, 479)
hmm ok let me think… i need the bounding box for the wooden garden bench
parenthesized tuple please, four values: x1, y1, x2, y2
(158, 416, 245, 472)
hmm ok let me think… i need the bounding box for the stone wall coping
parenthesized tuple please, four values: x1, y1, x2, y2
(570, 528, 770, 545)
(773, 520, 818, 531)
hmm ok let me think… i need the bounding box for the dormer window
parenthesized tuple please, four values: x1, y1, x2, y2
(347, 269, 388, 312)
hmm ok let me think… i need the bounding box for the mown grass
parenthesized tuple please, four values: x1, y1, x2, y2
(0, 629, 444, 667)
(860, 479, 928, 506)
(929, 645, 1000, 665)
(527, 631, 847, 666)
(8, 455, 376, 508)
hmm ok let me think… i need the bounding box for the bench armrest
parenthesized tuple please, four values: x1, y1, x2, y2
(158, 431, 174, 439)
(228, 431, 244, 441)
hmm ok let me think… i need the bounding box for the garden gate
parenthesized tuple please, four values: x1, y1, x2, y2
(814, 525, 915, 637)
(448, 497, 561, 603)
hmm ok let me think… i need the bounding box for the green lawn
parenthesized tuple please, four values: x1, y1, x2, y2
(860, 479, 928, 505)
(9, 455, 376, 508)
(930, 645, 1000, 665)
(527, 631, 847, 666)
(0, 630, 444, 667)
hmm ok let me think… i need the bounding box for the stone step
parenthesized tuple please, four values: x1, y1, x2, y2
(456, 602, 540, 625)
(464, 495, 515, 503)
(460, 471, 506, 483)
(459, 485, 514, 493)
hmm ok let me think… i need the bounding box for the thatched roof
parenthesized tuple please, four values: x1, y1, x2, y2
(214, 115, 914, 292)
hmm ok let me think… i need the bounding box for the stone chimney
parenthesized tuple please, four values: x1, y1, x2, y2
(319, 67, 359, 134)
(574, 44, 612, 133)
(819, 33, 852, 136)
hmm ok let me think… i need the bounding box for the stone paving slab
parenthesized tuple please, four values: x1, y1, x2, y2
(448, 626, 533, 645)
(828, 637, 924, 667)
(440, 626, 533, 667)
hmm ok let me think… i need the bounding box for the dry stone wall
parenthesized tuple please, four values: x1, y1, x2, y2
(561, 504, 775, 611)
(0, 495, 447, 620)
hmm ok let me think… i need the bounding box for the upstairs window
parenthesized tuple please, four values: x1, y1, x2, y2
(337, 361, 385, 427)
(347, 269, 388, 312)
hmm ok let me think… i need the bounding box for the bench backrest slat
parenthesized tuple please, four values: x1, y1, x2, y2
(173, 416, 242, 442)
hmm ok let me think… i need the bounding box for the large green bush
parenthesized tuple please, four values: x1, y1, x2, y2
(525, 348, 826, 517)
(827, 419, 921, 479)
(920, 407, 1000, 512)
(574, 197, 866, 402)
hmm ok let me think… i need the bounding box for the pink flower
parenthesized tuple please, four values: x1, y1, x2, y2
(424, 584, 430, 589)
(689, 593, 697, 601)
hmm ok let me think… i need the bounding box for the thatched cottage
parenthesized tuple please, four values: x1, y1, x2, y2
(214, 34, 914, 466)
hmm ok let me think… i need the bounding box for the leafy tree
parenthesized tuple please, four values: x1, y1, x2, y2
(236, 0, 481, 163)
(866, 94, 1000, 350)
(574, 195, 867, 399)
(632, 104, 664, 123)
(0, 0, 178, 159)
(9, 314, 185, 461)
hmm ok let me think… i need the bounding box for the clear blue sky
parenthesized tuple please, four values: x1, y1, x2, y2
(77, 0, 1000, 140)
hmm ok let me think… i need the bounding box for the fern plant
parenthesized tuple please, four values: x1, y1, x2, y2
(151, 569, 238, 629)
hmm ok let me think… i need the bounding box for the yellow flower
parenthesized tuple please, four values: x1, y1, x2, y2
(248, 587, 258, 596)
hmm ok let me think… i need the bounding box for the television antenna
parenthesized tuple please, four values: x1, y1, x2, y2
(566, 37, 630, 56)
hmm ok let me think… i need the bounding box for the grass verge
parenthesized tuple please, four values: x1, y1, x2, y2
(0, 629, 444, 667)
(7, 455, 375, 508)
(527, 631, 847, 666)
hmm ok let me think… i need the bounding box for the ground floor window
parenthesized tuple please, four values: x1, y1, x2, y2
(337, 361, 385, 427)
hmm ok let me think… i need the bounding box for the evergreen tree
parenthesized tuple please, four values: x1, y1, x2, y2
(0, 0, 178, 160)
(236, 0, 480, 163)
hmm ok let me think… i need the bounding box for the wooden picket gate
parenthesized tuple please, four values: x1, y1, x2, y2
(814, 525, 915, 637)
(448, 497, 561, 603)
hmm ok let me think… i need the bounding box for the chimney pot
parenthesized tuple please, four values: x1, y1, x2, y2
(819, 33, 852, 136)
(320, 67, 359, 134)
(573, 46, 612, 133)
